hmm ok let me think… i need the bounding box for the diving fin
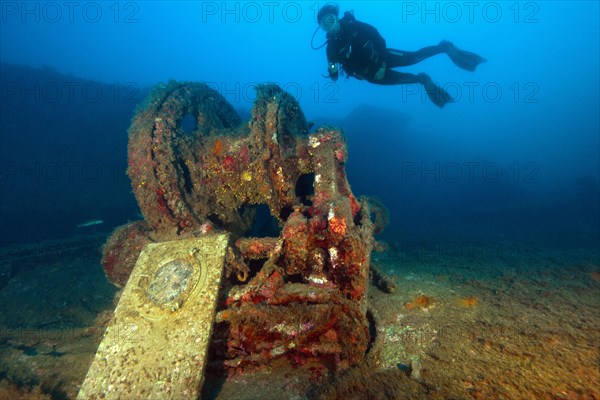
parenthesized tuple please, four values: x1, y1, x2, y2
(419, 73, 454, 108)
(443, 41, 487, 72)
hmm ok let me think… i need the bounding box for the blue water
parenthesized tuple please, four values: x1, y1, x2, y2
(1, 1, 598, 247)
(0, 4, 599, 399)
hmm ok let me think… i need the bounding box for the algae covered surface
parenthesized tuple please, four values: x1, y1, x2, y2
(1, 237, 598, 399)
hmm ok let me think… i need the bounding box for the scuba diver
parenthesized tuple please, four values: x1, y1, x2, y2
(313, 4, 487, 108)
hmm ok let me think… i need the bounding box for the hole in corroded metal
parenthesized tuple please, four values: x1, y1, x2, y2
(247, 258, 267, 281)
(295, 173, 315, 206)
(285, 273, 304, 284)
(279, 206, 293, 221)
(354, 208, 363, 227)
(180, 113, 197, 135)
(248, 204, 281, 238)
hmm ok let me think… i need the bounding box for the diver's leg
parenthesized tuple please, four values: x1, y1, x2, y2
(375, 70, 423, 85)
(373, 71, 453, 108)
(386, 42, 486, 71)
(385, 43, 448, 68)
(418, 73, 453, 108)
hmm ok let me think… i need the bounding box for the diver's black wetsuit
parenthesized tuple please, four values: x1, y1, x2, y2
(326, 11, 446, 85)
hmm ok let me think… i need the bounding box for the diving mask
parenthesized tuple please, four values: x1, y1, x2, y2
(319, 13, 340, 34)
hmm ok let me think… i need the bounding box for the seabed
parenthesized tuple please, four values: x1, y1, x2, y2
(0, 234, 598, 399)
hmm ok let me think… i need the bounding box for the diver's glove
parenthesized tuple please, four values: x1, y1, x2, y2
(374, 62, 386, 80)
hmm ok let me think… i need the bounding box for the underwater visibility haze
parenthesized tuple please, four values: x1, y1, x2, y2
(0, 1, 599, 399)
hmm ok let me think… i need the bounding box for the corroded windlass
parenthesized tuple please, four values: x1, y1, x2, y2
(101, 81, 383, 373)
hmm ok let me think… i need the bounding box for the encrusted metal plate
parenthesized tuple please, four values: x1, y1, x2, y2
(77, 234, 228, 399)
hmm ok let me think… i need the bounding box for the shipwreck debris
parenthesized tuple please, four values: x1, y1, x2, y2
(101, 81, 384, 373)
